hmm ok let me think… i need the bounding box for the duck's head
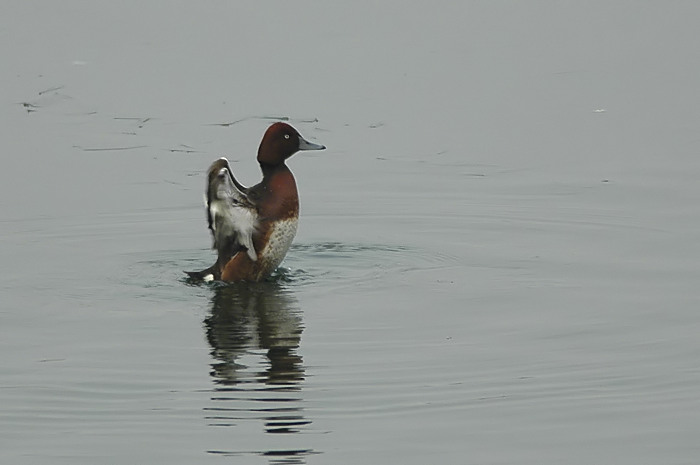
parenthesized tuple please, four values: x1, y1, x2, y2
(257, 122, 325, 166)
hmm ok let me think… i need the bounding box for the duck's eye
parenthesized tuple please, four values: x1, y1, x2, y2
(284, 134, 290, 140)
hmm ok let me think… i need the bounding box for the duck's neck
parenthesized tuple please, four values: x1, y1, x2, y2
(260, 162, 289, 179)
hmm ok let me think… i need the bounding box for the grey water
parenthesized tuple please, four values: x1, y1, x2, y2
(2, 2, 700, 464)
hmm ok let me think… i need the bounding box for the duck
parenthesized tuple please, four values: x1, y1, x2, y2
(186, 122, 325, 282)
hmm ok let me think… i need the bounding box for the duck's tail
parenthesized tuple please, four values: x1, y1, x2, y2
(184, 263, 219, 282)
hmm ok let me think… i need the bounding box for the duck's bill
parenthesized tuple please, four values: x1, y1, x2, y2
(298, 136, 326, 151)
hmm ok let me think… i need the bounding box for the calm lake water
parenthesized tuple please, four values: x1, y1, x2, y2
(2, 2, 700, 464)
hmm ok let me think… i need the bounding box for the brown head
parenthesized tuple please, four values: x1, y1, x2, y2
(257, 122, 325, 166)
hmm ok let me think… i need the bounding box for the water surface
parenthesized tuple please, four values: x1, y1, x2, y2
(2, 2, 700, 464)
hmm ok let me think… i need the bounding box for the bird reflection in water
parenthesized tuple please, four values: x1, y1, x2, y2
(203, 281, 315, 462)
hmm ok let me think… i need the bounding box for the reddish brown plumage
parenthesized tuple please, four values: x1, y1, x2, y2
(187, 122, 324, 282)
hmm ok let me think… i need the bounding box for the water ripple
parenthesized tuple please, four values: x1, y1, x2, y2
(280, 241, 459, 286)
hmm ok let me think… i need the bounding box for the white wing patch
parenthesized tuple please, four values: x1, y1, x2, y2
(209, 199, 258, 261)
(229, 205, 258, 262)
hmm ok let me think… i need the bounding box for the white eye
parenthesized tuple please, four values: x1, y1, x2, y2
(284, 134, 290, 139)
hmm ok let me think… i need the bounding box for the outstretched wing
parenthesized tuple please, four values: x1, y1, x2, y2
(205, 158, 248, 231)
(205, 158, 258, 262)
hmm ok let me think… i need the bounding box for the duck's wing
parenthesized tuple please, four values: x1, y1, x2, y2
(212, 199, 258, 262)
(206, 158, 258, 262)
(205, 158, 248, 232)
